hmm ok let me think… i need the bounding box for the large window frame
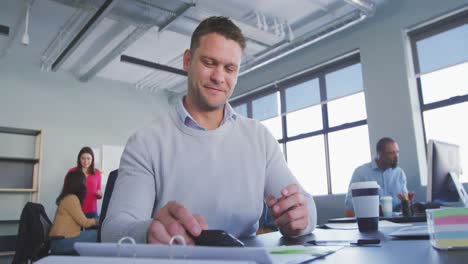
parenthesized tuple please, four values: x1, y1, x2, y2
(409, 8, 468, 183)
(231, 54, 369, 195)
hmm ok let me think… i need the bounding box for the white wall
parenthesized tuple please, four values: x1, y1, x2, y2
(234, 0, 468, 220)
(0, 52, 170, 224)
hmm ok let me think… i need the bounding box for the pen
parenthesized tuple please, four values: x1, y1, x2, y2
(308, 239, 380, 246)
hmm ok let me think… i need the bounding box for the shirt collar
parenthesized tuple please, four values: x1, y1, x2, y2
(176, 96, 237, 130)
(371, 159, 379, 170)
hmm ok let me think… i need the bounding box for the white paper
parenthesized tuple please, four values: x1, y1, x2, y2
(268, 245, 342, 264)
(325, 220, 412, 230)
(75, 242, 273, 264)
(35, 256, 254, 264)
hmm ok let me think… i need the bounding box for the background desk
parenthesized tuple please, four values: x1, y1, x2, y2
(243, 227, 468, 264)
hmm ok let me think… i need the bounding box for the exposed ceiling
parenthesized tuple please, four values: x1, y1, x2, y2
(0, 0, 383, 94)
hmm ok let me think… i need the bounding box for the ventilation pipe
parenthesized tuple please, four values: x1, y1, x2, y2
(21, 1, 32, 45)
(239, 0, 376, 76)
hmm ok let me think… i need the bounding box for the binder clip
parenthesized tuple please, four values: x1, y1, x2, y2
(169, 235, 188, 259)
(117, 236, 137, 258)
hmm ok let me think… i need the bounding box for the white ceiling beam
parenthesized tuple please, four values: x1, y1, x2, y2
(51, 0, 118, 71)
(186, 7, 284, 46)
(78, 24, 151, 81)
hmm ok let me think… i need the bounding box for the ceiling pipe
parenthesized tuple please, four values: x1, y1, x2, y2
(239, 1, 376, 76)
(41, 9, 90, 71)
(21, 0, 32, 45)
(79, 24, 151, 81)
(79, 1, 193, 82)
(0, 0, 35, 57)
(158, 1, 195, 32)
(345, 0, 376, 16)
(51, 0, 117, 72)
(120, 55, 187, 76)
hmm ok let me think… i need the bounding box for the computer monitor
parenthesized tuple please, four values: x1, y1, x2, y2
(426, 139, 467, 206)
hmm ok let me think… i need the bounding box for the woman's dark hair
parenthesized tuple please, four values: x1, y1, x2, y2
(56, 170, 87, 205)
(77, 146, 95, 175)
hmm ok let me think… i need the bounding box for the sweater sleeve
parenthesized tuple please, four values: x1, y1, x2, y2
(101, 130, 156, 243)
(261, 124, 317, 236)
(63, 196, 96, 228)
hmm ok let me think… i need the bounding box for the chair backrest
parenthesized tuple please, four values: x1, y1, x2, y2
(12, 202, 53, 263)
(97, 169, 118, 242)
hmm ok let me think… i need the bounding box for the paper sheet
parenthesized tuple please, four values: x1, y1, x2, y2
(268, 245, 343, 264)
(75, 242, 273, 263)
(324, 220, 412, 230)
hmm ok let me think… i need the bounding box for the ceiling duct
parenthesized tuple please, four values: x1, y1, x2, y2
(51, 0, 117, 71)
(239, 0, 376, 76)
(50, 0, 188, 28)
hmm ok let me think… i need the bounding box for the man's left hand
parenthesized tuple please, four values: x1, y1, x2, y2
(266, 184, 309, 237)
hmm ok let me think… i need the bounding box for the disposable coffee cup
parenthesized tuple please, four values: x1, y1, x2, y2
(380, 196, 393, 217)
(351, 181, 380, 232)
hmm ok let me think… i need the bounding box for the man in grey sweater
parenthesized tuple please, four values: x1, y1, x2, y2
(102, 16, 317, 244)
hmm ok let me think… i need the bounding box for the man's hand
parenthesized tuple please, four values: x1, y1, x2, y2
(147, 201, 208, 244)
(266, 184, 309, 237)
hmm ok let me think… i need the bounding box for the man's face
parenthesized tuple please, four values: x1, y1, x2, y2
(183, 33, 242, 111)
(379, 142, 399, 169)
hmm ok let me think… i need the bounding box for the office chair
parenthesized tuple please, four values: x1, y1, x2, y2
(97, 169, 118, 242)
(12, 202, 63, 263)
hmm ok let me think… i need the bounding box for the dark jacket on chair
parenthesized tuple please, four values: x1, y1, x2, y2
(12, 202, 52, 264)
(98, 169, 118, 242)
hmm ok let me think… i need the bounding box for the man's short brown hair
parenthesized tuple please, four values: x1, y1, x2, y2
(190, 16, 246, 52)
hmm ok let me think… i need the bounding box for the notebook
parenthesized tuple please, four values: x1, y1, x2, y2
(388, 226, 429, 238)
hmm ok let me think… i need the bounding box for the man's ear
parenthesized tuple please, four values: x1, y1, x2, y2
(183, 49, 191, 71)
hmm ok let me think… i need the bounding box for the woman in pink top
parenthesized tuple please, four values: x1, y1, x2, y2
(68, 146, 102, 218)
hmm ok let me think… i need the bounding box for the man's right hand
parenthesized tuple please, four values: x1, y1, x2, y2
(147, 201, 208, 244)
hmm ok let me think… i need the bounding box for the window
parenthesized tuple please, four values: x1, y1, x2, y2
(410, 10, 468, 182)
(231, 55, 370, 194)
(252, 92, 282, 140)
(233, 103, 248, 117)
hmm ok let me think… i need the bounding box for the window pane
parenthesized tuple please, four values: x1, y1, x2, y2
(286, 105, 322, 137)
(423, 102, 468, 183)
(287, 136, 328, 195)
(328, 92, 367, 127)
(328, 125, 371, 194)
(252, 93, 278, 121)
(285, 78, 320, 113)
(325, 63, 363, 100)
(261, 117, 283, 140)
(416, 23, 468, 74)
(233, 103, 248, 117)
(420, 61, 468, 104)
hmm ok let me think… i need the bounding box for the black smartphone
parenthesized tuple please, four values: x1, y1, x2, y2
(190, 230, 245, 247)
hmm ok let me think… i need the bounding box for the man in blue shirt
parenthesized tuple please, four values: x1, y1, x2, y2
(345, 137, 408, 217)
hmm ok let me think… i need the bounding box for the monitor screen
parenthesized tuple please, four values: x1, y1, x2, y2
(427, 140, 464, 204)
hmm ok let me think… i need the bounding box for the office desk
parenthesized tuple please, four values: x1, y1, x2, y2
(37, 227, 468, 264)
(242, 227, 468, 264)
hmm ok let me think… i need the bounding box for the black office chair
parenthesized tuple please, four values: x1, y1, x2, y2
(12, 202, 63, 263)
(97, 169, 119, 242)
